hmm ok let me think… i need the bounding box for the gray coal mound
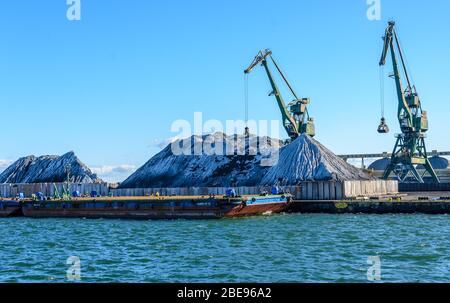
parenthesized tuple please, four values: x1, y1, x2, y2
(261, 134, 374, 185)
(120, 133, 282, 188)
(119, 133, 374, 188)
(0, 151, 102, 184)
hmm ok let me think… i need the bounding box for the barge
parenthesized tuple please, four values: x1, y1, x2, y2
(0, 199, 22, 217)
(10, 190, 450, 218)
(20, 194, 292, 220)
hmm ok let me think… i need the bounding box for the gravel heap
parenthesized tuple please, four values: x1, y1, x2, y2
(261, 134, 374, 185)
(0, 151, 102, 184)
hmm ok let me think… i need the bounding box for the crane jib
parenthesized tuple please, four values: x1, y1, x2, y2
(244, 49, 315, 140)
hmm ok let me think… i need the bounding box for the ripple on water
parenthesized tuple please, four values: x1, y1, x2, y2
(0, 214, 449, 282)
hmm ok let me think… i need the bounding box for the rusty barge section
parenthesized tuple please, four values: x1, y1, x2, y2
(20, 195, 292, 220)
(0, 199, 22, 217)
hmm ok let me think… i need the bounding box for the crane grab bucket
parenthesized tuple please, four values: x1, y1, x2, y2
(377, 117, 390, 134)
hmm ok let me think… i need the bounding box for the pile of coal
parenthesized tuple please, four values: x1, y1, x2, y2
(261, 134, 374, 185)
(0, 151, 102, 184)
(119, 133, 282, 188)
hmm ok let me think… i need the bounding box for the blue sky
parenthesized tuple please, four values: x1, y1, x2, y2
(1, 0, 449, 181)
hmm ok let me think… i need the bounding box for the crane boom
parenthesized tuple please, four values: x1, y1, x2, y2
(380, 22, 413, 129)
(378, 21, 439, 183)
(244, 49, 315, 141)
(269, 56, 310, 127)
(245, 49, 272, 74)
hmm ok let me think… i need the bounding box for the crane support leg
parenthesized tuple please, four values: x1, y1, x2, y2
(423, 158, 440, 183)
(382, 136, 440, 183)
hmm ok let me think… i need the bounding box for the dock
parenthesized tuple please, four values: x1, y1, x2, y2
(288, 192, 450, 214)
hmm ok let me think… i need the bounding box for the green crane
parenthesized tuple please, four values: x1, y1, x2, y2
(378, 21, 439, 183)
(244, 49, 315, 141)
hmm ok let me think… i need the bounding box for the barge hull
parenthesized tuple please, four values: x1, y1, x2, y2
(22, 204, 290, 219)
(224, 202, 290, 217)
(22, 206, 233, 220)
(0, 207, 22, 218)
(0, 201, 22, 217)
(20, 195, 292, 220)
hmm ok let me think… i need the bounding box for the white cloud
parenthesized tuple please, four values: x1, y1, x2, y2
(91, 165, 136, 175)
(90, 165, 137, 183)
(0, 160, 14, 173)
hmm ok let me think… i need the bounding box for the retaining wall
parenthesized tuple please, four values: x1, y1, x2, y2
(0, 183, 109, 198)
(0, 180, 398, 200)
(111, 180, 398, 200)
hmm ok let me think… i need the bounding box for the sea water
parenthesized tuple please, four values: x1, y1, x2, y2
(0, 214, 449, 282)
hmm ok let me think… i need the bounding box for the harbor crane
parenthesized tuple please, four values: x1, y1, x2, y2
(244, 49, 315, 141)
(378, 21, 439, 183)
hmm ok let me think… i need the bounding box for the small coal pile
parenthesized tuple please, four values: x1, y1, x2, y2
(0, 151, 102, 184)
(120, 133, 373, 188)
(261, 134, 374, 185)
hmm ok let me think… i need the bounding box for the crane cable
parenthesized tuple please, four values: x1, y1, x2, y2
(270, 55, 310, 119)
(244, 73, 249, 126)
(379, 65, 385, 118)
